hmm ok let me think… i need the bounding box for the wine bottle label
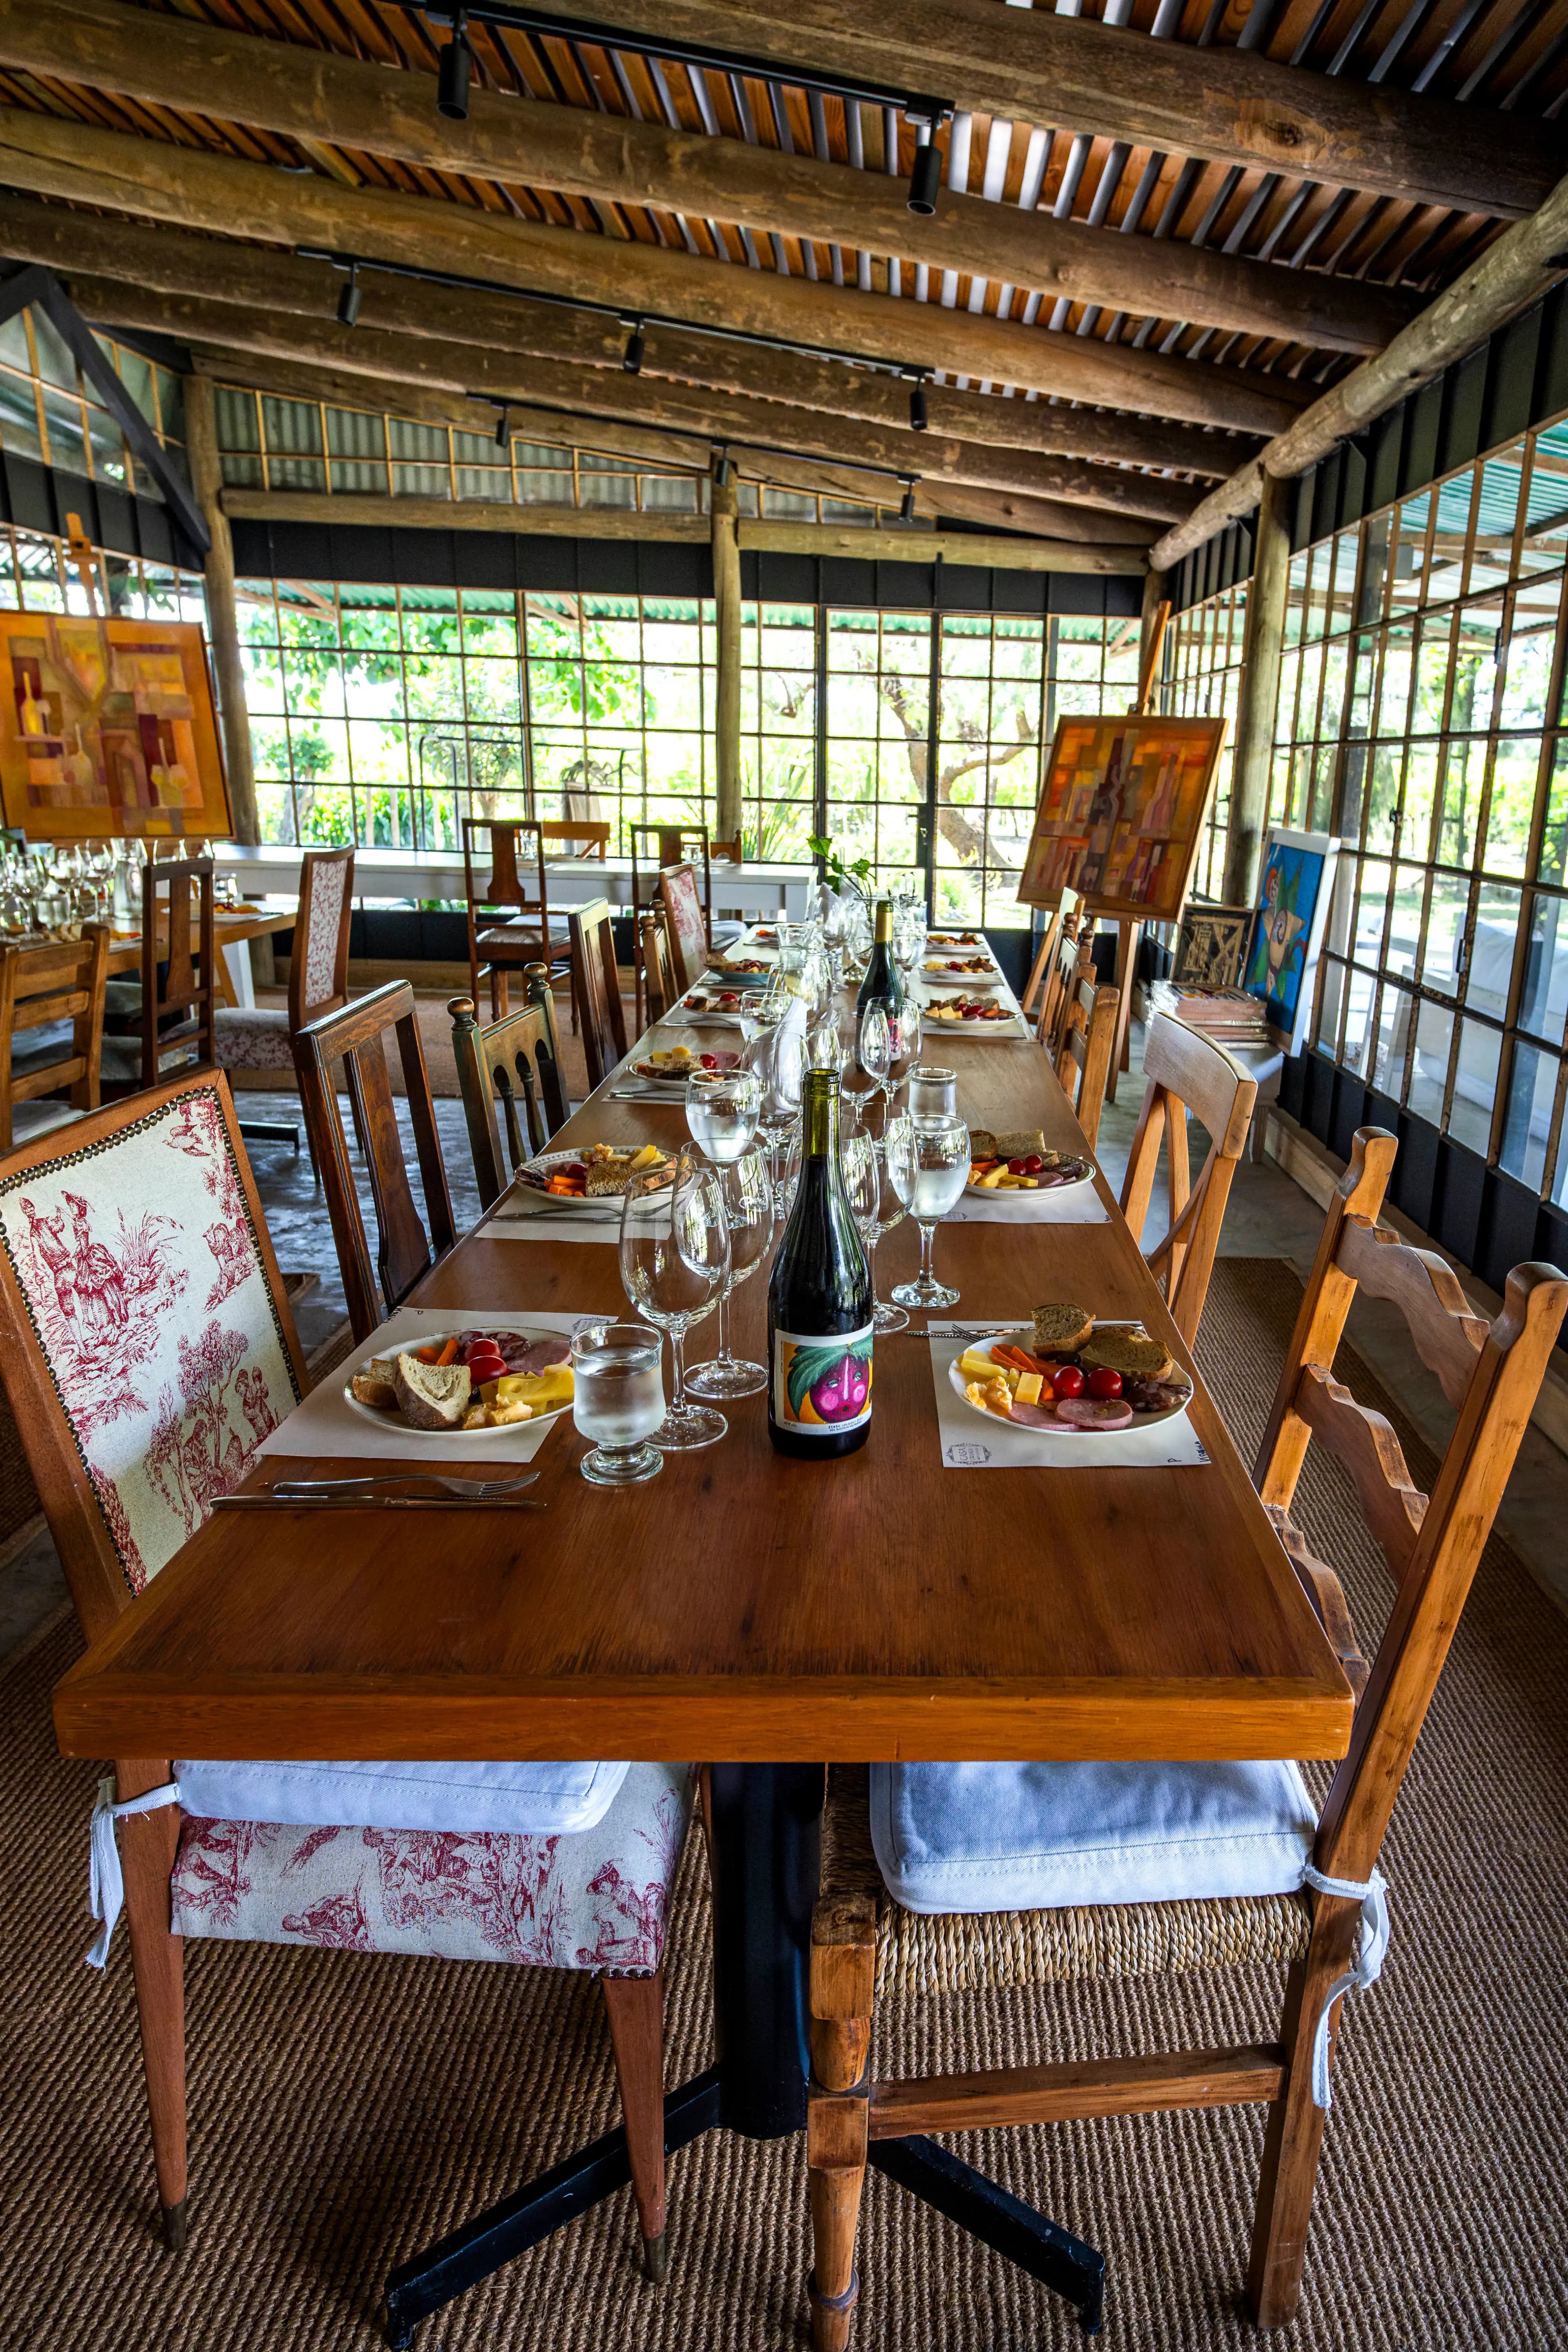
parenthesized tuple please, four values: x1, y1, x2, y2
(773, 1324, 873, 1439)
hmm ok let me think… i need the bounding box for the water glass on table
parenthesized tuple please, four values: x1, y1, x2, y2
(907, 1064, 957, 1122)
(571, 1321, 666, 1486)
(840, 1118, 909, 1333)
(686, 1145, 773, 1400)
(617, 1151, 732, 1450)
(885, 1111, 971, 1311)
(685, 1067, 760, 1163)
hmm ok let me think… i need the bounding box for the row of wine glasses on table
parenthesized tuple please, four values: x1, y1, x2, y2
(0, 838, 119, 939)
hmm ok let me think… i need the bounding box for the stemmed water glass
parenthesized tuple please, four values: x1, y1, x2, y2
(888, 999, 922, 1098)
(571, 1320, 666, 1486)
(858, 1002, 892, 1114)
(618, 1152, 731, 1450)
(885, 1111, 971, 1312)
(840, 1118, 910, 1333)
(686, 1146, 773, 1400)
(685, 1067, 760, 1163)
(746, 999, 808, 1191)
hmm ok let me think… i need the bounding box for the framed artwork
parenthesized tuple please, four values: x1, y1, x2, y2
(1173, 903, 1253, 989)
(659, 860, 709, 992)
(0, 612, 231, 842)
(1242, 827, 1341, 1052)
(1016, 716, 1227, 922)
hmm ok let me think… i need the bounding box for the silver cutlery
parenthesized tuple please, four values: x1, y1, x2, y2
(213, 1491, 546, 1512)
(263, 1471, 540, 1499)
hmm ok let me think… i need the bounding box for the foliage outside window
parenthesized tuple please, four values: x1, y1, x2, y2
(0, 307, 187, 500)
(1276, 418, 1568, 1204)
(1162, 583, 1247, 902)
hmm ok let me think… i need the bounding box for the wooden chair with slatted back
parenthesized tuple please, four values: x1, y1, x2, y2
(293, 980, 457, 1342)
(463, 817, 571, 1019)
(569, 895, 628, 1093)
(1022, 892, 1088, 1027)
(0, 924, 109, 1154)
(629, 825, 746, 1023)
(1035, 906, 1093, 1059)
(1053, 968, 1119, 1151)
(1119, 1010, 1257, 1348)
(100, 857, 215, 1095)
(801, 1124, 1568, 2347)
(448, 965, 569, 1210)
(639, 913, 679, 1027)
(539, 818, 610, 862)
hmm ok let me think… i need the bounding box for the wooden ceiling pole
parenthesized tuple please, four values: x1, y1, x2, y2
(1149, 165, 1568, 575)
(0, 109, 1304, 436)
(0, 0, 1413, 354)
(0, 192, 1246, 482)
(534, 0, 1560, 219)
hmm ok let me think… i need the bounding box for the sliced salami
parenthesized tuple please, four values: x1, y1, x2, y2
(518, 1335, 572, 1374)
(1007, 1401, 1057, 1428)
(1054, 1395, 1134, 1430)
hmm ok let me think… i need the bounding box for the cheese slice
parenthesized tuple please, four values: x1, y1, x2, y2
(484, 1366, 575, 1412)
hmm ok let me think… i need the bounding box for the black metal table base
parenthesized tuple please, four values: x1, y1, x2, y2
(870, 2138, 1105, 2334)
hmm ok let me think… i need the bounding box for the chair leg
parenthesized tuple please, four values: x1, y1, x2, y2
(117, 1762, 187, 2249)
(601, 1970, 668, 2283)
(807, 1893, 876, 2352)
(1247, 1899, 1360, 2325)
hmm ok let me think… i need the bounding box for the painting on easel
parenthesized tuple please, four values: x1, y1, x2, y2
(0, 611, 230, 843)
(1015, 716, 1226, 921)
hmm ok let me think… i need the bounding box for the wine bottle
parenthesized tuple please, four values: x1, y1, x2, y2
(855, 897, 905, 1025)
(767, 1067, 873, 1459)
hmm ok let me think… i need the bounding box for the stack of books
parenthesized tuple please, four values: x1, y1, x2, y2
(1154, 982, 1273, 1044)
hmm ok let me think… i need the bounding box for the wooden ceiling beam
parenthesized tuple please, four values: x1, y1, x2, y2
(0, 190, 1243, 482)
(0, 0, 1415, 354)
(533, 0, 1560, 222)
(0, 106, 1305, 436)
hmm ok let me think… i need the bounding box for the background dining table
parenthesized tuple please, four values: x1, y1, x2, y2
(51, 940, 1352, 2344)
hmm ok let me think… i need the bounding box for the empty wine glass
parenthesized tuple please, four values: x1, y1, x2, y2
(685, 1067, 760, 1163)
(840, 1119, 909, 1332)
(858, 1001, 892, 1112)
(747, 998, 808, 1190)
(807, 1002, 846, 1076)
(886, 1111, 971, 1312)
(618, 1151, 731, 1450)
(571, 1320, 666, 1486)
(888, 998, 922, 1096)
(686, 1146, 773, 1400)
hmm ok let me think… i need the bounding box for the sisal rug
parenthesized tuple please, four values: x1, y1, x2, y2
(1, 1259, 1565, 2352)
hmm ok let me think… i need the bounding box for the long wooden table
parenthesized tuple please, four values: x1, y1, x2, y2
(52, 967, 1351, 2341)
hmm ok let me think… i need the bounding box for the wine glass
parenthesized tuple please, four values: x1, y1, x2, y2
(888, 998, 922, 1096)
(858, 1002, 892, 1113)
(685, 1067, 760, 1163)
(807, 1002, 846, 1076)
(571, 1321, 666, 1486)
(747, 999, 808, 1191)
(618, 1152, 731, 1450)
(840, 1118, 909, 1332)
(686, 1146, 773, 1400)
(886, 1111, 971, 1312)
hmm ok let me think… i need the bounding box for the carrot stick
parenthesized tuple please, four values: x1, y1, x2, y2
(416, 1344, 441, 1364)
(435, 1336, 459, 1368)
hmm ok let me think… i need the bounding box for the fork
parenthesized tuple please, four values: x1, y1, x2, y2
(262, 1472, 540, 1500)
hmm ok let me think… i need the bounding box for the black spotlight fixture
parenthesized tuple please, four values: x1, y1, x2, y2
(494, 404, 511, 448)
(908, 373, 929, 432)
(437, 11, 471, 120)
(899, 478, 917, 525)
(713, 449, 734, 488)
(336, 261, 361, 328)
(622, 316, 645, 375)
(907, 120, 941, 216)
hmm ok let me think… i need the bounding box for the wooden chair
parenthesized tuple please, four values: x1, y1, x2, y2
(212, 846, 353, 1076)
(462, 817, 571, 1018)
(658, 862, 715, 999)
(1034, 904, 1093, 1058)
(1053, 967, 1119, 1151)
(1022, 892, 1087, 1027)
(293, 980, 457, 1343)
(449, 966, 568, 1209)
(0, 924, 109, 1154)
(539, 817, 610, 861)
(629, 823, 744, 1024)
(639, 912, 679, 1027)
(0, 1067, 695, 2286)
(802, 1127, 1568, 2348)
(570, 895, 628, 1092)
(1119, 1010, 1257, 1349)
(100, 857, 214, 1094)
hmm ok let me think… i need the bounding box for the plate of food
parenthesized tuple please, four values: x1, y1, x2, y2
(925, 995, 1017, 1027)
(949, 1309, 1192, 1435)
(928, 930, 986, 948)
(964, 1129, 1094, 1210)
(923, 954, 1000, 980)
(514, 1143, 673, 1204)
(678, 987, 753, 1025)
(713, 956, 772, 977)
(629, 1044, 741, 1087)
(347, 1328, 574, 1435)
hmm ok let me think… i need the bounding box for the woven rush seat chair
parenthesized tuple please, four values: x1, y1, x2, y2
(801, 1128, 1568, 2348)
(0, 1070, 696, 2286)
(212, 846, 352, 1077)
(448, 967, 568, 1209)
(463, 817, 573, 1019)
(1119, 1010, 1258, 1348)
(0, 924, 109, 1152)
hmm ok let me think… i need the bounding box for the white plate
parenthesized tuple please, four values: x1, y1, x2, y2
(948, 1330, 1192, 1436)
(963, 1160, 1095, 1215)
(923, 1006, 1021, 1033)
(927, 933, 988, 950)
(512, 1146, 672, 1208)
(343, 1328, 574, 1437)
(923, 960, 1001, 984)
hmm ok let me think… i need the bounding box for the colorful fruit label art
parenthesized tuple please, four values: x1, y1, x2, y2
(773, 1325, 873, 1439)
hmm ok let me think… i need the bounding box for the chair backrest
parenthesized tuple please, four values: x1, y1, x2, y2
(293, 981, 457, 1341)
(140, 856, 215, 1087)
(639, 912, 678, 1026)
(1036, 907, 1092, 1056)
(0, 1071, 306, 1637)
(659, 862, 711, 994)
(448, 969, 568, 1209)
(539, 818, 610, 861)
(287, 846, 354, 1033)
(461, 817, 546, 916)
(629, 822, 714, 921)
(569, 895, 627, 1092)
(1119, 1011, 1256, 1348)
(1254, 1126, 1568, 1893)
(1054, 970, 1119, 1151)
(0, 924, 110, 1151)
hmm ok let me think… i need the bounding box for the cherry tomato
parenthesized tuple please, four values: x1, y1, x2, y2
(1087, 1366, 1123, 1399)
(1052, 1364, 1085, 1399)
(1024, 1154, 1044, 1174)
(700, 1053, 718, 1069)
(1007, 1157, 1026, 1175)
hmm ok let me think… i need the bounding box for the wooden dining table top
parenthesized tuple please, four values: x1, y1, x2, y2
(52, 958, 1353, 1770)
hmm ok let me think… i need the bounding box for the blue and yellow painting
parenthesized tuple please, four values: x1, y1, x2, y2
(1244, 840, 1327, 1035)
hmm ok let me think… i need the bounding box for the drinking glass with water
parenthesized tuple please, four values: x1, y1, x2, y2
(685, 1068, 761, 1163)
(885, 1111, 971, 1311)
(571, 1321, 666, 1486)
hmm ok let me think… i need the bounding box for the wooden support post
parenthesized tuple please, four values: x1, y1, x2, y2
(1135, 568, 1169, 715)
(1222, 469, 1291, 910)
(712, 478, 743, 846)
(185, 374, 260, 852)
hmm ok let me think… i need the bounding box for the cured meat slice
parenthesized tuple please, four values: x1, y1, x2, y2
(1054, 1396, 1134, 1430)
(1007, 1401, 1057, 1428)
(518, 1335, 572, 1374)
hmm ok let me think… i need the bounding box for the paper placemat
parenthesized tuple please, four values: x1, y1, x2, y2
(261, 1308, 588, 1462)
(926, 1323, 1208, 1470)
(950, 1180, 1109, 1224)
(486, 1184, 624, 1245)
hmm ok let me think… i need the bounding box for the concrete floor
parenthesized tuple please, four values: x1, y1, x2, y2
(4, 1031, 1565, 1665)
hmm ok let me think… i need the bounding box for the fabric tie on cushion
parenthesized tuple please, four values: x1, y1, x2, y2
(87, 1775, 180, 1968)
(1301, 1862, 1391, 2111)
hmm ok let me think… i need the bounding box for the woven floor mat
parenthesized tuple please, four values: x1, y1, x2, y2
(1, 1258, 1564, 2351)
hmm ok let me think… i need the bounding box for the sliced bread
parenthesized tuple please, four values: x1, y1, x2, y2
(1031, 1302, 1095, 1356)
(350, 1355, 399, 1410)
(1080, 1326, 1175, 1380)
(996, 1128, 1049, 1161)
(969, 1128, 998, 1161)
(392, 1352, 472, 1430)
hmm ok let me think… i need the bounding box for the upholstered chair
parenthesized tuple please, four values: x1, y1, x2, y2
(213, 846, 354, 1077)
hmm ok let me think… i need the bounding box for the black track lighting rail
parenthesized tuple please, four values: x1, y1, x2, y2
(471, 390, 919, 500)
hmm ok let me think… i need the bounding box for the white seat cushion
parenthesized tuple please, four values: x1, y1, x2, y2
(870, 1760, 1316, 1916)
(7, 1100, 85, 1146)
(175, 1755, 630, 1837)
(170, 1761, 693, 1970)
